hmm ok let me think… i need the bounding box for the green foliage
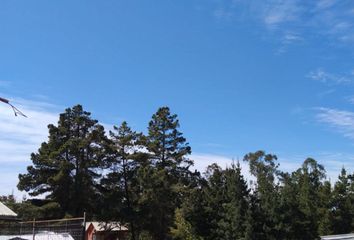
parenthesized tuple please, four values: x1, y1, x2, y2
(138, 107, 194, 240)
(13, 104, 354, 239)
(18, 105, 112, 217)
(331, 168, 353, 234)
(244, 151, 282, 239)
(216, 162, 249, 240)
(170, 208, 202, 240)
(99, 121, 143, 240)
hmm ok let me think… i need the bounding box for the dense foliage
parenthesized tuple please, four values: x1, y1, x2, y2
(4, 104, 354, 239)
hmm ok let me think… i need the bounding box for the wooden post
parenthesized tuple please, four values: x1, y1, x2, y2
(32, 218, 35, 240)
(83, 212, 86, 240)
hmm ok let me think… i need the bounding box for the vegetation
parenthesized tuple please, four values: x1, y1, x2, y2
(3, 104, 354, 239)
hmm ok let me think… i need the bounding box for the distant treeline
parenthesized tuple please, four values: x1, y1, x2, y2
(3, 105, 354, 240)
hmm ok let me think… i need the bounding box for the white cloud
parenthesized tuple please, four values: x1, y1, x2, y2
(192, 153, 253, 180)
(315, 107, 354, 139)
(213, 0, 354, 49)
(192, 152, 354, 185)
(2, 97, 354, 198)
(0, 98, 59, 197)
(283, 32, 303, 43)
(262, 0, 300, 28)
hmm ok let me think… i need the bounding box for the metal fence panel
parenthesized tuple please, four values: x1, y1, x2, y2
(0, 217, 85, 240)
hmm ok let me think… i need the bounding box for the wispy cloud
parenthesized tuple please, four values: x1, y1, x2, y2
(315, 152, 354, 180)
(307, 68, 354, 85)
(261, 0, 301, 29)
(0, 98, 59, 196)
(0, 97, 123, 198)
(211, 0, 354, 49)
(192, 152, 354, 184)
(315, 107, 354, 139)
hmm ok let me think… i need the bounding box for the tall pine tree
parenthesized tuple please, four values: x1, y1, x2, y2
(140, 107, 193, 240)
(18, 105, 112, 217)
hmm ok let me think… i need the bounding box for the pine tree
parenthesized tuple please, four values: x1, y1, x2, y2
(277, 172, 308, 240)
(18, 105, 112, 217)
(146, 107, 192, 170)
(331, 168, 352, 234)
(202, 164, 226, 240)
(100, 121, 143, 240)
(216, 162, 249, 240)
(140, 107, 194, 240)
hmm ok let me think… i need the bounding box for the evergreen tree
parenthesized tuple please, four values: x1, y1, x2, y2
(18, 105, 112, 217)
(331, 168, 352, 234)
(318, 180, 333, 236)
(216, 162, 249, 240)
(180, 174, 210, 239)
(295, 158, 326, 239)
(140, 107, 194, 240)
(244, 193, 264, 240)
(202, 164, 226, 240)
(170, 208, 202, 240)
(277, 172, 308, 240)
(146, 107, 192, 170)
(243, 151, 281, 239)
(100, 121, 143, 240)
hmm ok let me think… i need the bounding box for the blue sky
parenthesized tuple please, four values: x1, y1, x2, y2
(2, 0, 354, 196)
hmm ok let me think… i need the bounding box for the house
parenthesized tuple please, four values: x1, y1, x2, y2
(0, 202, 17, 220)
(85, 222, 128, 240)
(321, 233, 354, 240)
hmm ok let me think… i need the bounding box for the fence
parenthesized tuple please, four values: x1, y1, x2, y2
(0, 217, 85, 240)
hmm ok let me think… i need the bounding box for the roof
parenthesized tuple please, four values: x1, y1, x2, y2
(0, 202, 17, 218)
(86, 222, 128, 232)
(321, 233, 354, 240)
(0, 232, 74, 240)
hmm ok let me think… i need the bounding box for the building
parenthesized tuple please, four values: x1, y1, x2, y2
(0, 201, 17, 220)
(321, 233, 354, 240)
(85, 222, 128, 240)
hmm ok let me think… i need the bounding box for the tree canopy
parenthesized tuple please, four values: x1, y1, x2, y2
(11, 104, 354, 240)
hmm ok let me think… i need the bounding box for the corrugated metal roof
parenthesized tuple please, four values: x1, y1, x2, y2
(0, 232, 74, 240)
(0, 202, 17, 217)
(321, 233, 354, 240)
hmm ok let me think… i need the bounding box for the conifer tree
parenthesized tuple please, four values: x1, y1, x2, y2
(331, 168, 352, 234)
(216, 162, 249, 240)
(100, 121, 143, 240)
(295, 158, 326, 239)
(140, 107, 193, 240)
(170, 208, 202, 240)
(244, 151, 281, 239)
(18, 105, 111, 217)
(277, 172, 307, 239)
